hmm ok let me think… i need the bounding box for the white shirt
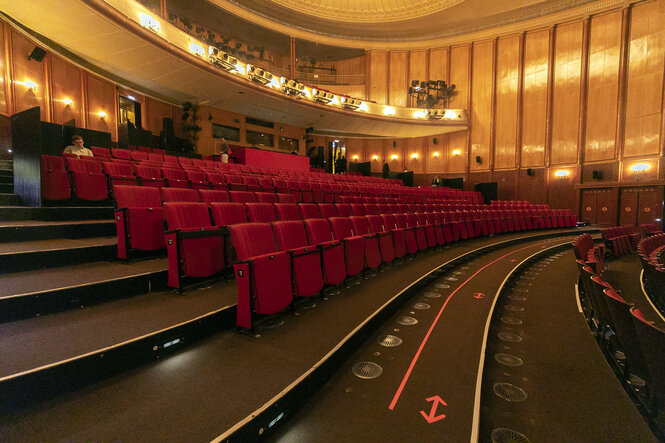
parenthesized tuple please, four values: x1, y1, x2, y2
(63, 145, 93, 157)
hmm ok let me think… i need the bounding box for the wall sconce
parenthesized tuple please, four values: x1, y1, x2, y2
(372, 155, 378, 160)
(411, 153, 418, 159)
(63, 98, 73, 107)
(554, 169, 570, 178)
(433, 152, 439, 158)
(97, 111, 107, 119)
(452, 149, 461, 156)
(391, 154, 398, 160)
(23, 80, 37, 91)
(383, 106, 396, 116)
(353, 155, 358, 160)
(631, 163, 650, 173)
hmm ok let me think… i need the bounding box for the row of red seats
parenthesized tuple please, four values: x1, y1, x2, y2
(640, 223, 663, 237)
(637, 234, 665, 315)
(601, 226, 641, 258)
(577, 261, 665, 422)
(572, 233, 605, 274)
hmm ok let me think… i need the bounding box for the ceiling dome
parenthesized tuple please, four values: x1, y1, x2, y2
(265, 0, 465, 23)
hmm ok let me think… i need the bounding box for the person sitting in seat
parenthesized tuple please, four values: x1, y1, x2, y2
(431, 175, 441, 187)
(63, 135, 93, 157)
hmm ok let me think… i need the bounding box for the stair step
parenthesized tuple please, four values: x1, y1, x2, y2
(0, 183, 13, 193)
(0, 170, 12, 178)
(0, 194, 22, 206)
(0, 220, 115, 242)
(0, 237, 118, 273)
(0, 257, 169, 323)
(0, 206, 114, 221)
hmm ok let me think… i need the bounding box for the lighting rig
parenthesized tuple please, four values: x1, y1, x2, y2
(408, 80, 456, 109)
(208, 46, 237, 71)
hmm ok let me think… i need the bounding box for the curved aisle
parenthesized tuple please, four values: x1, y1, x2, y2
(478, 249, 655, 441)
(269, 237, 574, 442)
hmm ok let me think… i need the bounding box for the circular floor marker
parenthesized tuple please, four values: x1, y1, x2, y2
(397, 316, 419, 325)
(498, 332, 523, 342)
(512, 288, 529, 293)
(413, 302, 431, 310)
(352, 361, 383, 379)
(300, 301, 317, 309)
(460, 266, 469, 269)
(453, 271, 465, 275)
(445, 276, 459, 281)
(435, 283, 451, 289)
(378, 335, 403, 347)
(493, 382, 528, 402)
(491, 428, 532, 443)
(505, 305, 525, 312)
(508, 295, 526, 302)
(495, 353, 524, 367)
(500, 316, 523, 325)
(425, 291, 441, 298)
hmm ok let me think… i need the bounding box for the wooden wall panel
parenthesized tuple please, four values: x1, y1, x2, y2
(84, 74, 116, 139)
(145, 97, 171, 136)
(547, 166, 579, 211)
(447, 131, 467, 173)
(387, 139, 404, 172)
(49, 55, 82, 126)
(581, 161, 619, 183)
(467, 171, 492, 192)
(551, 22, 583, 165)
(0, 25, 8, 114)
(585, 11, 622, 162)
(449, 45, 470, 109)
(367, 139, 385, 172)
(11, 31, 46, 120)
(368, 50, 388, 105)
(388, 51, 408, 107)
(406, 136, 425, 172)
(518, 167, 547, 203)
(494, 36, 520, 169)
(521, 30, 549, 167)
(428, 47, 449, 83)
(345, 138, 364, 163)
(470, 40, 494, 171)
(425, 135, 445, 173)
(494, 169, 518, 201)
(409, 50, 428, 87)
(623, 1, 665, 158)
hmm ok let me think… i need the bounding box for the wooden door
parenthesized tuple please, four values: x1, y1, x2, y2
(637, 187, 664, 227)
(580, 190, 598, 224)
(596, 189, 617, 227)
(619, 188, 639, 226)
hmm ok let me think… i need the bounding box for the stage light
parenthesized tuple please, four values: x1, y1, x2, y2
(427, 109, 444, 119)
(554, 170, 570, 178)
(312, 89, 335, 104)
(341, 97, 362, 110)
(269, 77, 281, 89)
(234, 64, 245, 74)
(139, 13, 160, 33)
(357, 102, 369, 112)
(383, 107, 395, 116)
(444, 110, 458, 119)
(247, 65, 274, 85)
(282, 79, 306, 97)
(413, 110, 426, 118)
(208, 47, 239, 72)
(329, 96, 340, 106)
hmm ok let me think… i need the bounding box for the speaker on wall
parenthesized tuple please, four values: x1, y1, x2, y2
(28, 46, 47, 62)
(433, 137, 438, 145)
(475, 156, 482, 164)
(592, 170, 603, 180)
(392, 141, 397, 148)
(526, 168, 534, 176)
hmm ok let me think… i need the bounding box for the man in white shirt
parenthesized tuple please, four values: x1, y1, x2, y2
(63, 135, 93, 157)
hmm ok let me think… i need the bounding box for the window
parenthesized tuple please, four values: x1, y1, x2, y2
(246, 117, 274, 128)
(212, 124, 240, 141)
(279, 136, 299, 151)
(247, 130, 274, 147)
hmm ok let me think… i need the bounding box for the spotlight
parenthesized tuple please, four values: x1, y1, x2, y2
(247, 65, 273, 85)
(208, 46, 238, 71)
(340, 97, 362, 110)
(189, 42, 205, 57)
(427, 109, 444, 119)
(282, 79, 306, 97)
(312, 89, 335, 104)
(383, 107, 396, 116)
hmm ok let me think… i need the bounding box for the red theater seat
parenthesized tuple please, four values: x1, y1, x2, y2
(273, 220, 324, 298)
(41, 155, 71, 201)
(246, 202, 277, 223)
(113, 185, 165, 259)
(349, 216, 382, 269)
(231, 223, 293, 331)
(164, 202, 225, 289)
(162, 187, 199, 203)
(198, 189, 229, 204)
(298, 203, 321, 219)
(66, 157, 108, 201)
(275, 203, 300, 221)
(303, 218, 347, 286)
(328, 217, 366, 276)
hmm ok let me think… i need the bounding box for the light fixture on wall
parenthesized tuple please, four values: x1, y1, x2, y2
(391, 154, 398, 160)
(372, 155, 378, 160)
(353, 155, 358, 160)
(452, 149, 461, 156)
(631, 163, 650, 173)
(411, 153, 418, 159)
(97, 111, 107, 119)
(63, 98, 73, 107)
(20, 80, 38, 91)
(554, 169, 570, 178)
(433, 152, 439, 158)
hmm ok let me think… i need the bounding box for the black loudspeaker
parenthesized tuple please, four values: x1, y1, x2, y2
(475, 182, 498, 204)
(392, 141, 397, 148)
(475, 156, 482, 164)
(433, 137, 438, 145)
(526, 168, 534, 176)
(592, 170, 603, 180)
(28, 46, 47, 62)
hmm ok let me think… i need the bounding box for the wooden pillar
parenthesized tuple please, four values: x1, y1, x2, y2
(616, 7, 631, 182)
